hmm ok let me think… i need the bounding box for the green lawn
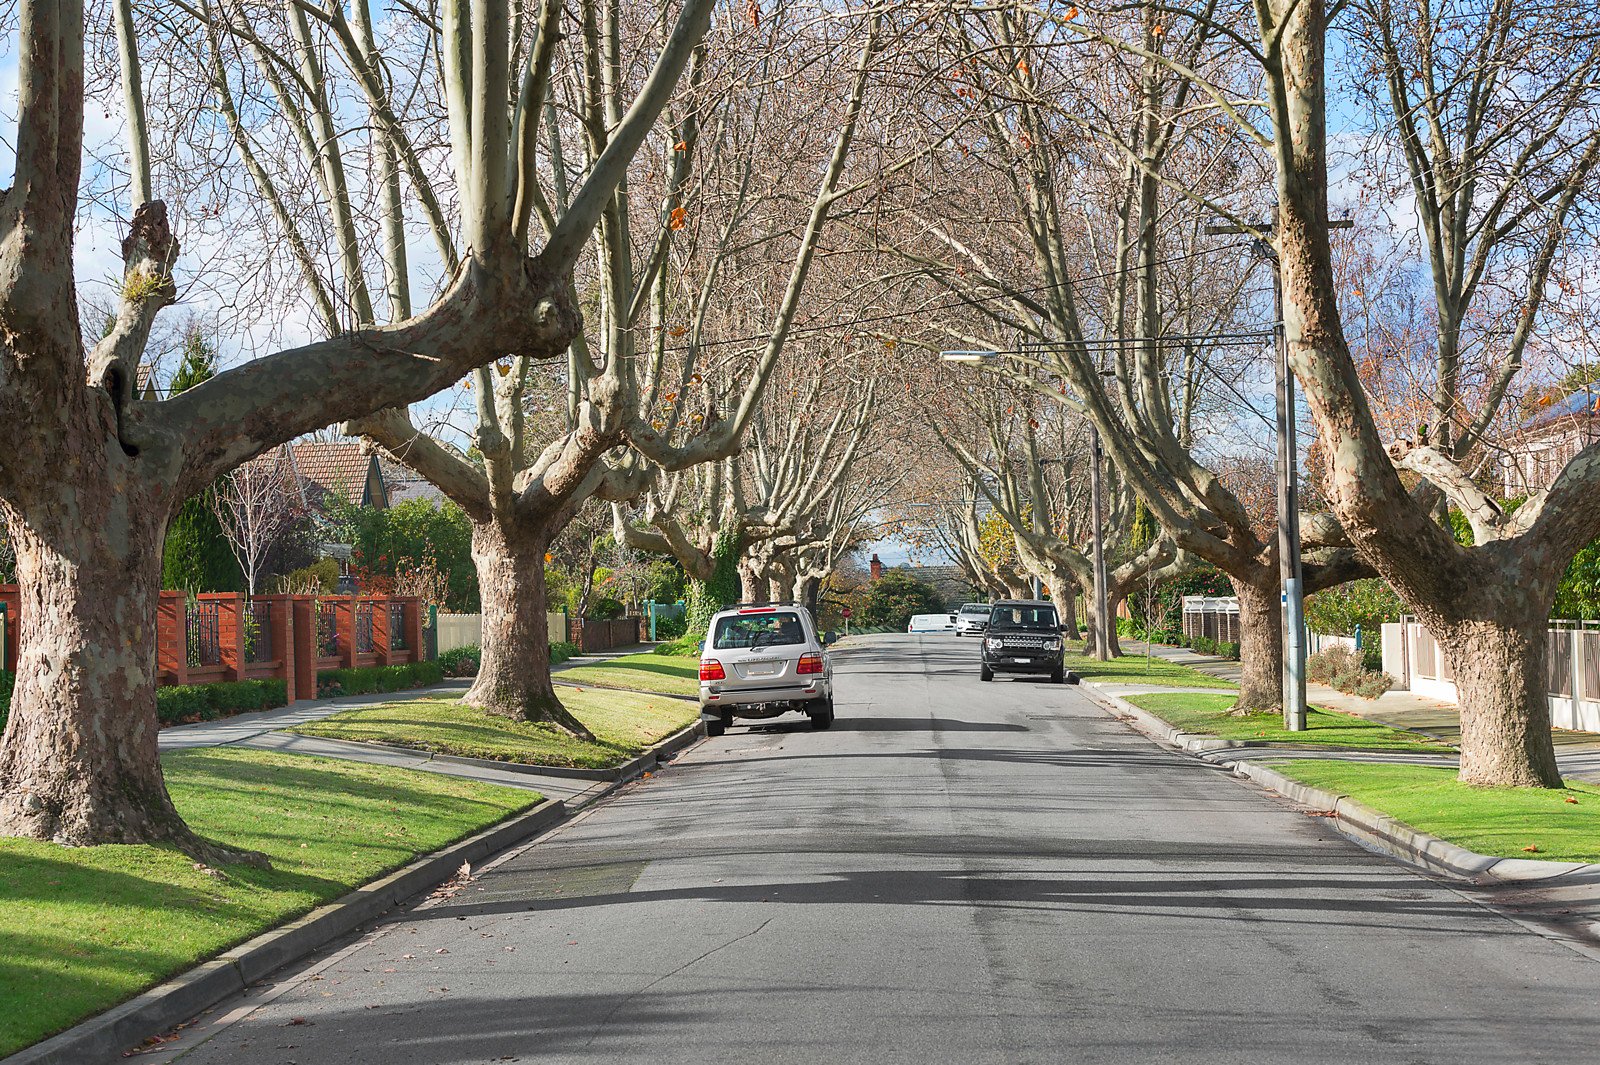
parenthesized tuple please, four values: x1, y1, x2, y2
(1062, 650, 1238, 690)
(1129, 692, 1449, 753)
(1266, 761, 1600, 864)
(291, 688, 699, 769)
(556, 652, 700, 697)
(0, 747, 536, 1057)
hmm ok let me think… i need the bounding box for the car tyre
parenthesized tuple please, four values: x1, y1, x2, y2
(706, 715, 726, 737)
(809, 699, 835, 730)
(1050, 664, 1065, 684)
(980, 663, 993, 682)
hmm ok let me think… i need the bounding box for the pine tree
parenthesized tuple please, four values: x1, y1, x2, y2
(161, 329, 243, 592)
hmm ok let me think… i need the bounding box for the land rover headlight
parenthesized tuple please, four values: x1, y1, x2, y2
(985, 637, 1003, 652)
(1045, 637, 1062, 652)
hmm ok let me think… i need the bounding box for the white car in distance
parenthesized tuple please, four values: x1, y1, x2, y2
(954, 602, 992, 637)
(907, 613, 958, 633)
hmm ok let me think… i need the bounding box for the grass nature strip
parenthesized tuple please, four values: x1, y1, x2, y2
(1127, 692, 1450, 753)
(555, 652, 701, 697)
(290, 688, 700, 769)
(1263, 761, 1600, 864)
(0, 747, 537, 1056)
(1059, 650, 1238, 690)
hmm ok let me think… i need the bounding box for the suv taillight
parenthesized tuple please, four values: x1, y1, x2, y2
(699, 659, 726, 681)
(797, 653, 824, 675)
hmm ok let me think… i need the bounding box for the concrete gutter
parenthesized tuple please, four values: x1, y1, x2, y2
(5, 722, 708, 1065)
(1080, 681, 1600, 890)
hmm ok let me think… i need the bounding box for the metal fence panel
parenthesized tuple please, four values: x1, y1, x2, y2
(247, 601, 272, 664)
(187, 601, 221, 667)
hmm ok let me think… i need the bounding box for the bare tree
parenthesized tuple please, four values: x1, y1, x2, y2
(211, 449, 301, 597)
(0, 0, 714, 853)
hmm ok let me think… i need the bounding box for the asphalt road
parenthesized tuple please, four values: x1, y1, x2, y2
(168, 634, 1600, 1064)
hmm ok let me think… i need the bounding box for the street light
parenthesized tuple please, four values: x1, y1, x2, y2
(939, 348, 1113, 661)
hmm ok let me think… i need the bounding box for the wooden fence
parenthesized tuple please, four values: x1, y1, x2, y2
(2, 586, 422, 703)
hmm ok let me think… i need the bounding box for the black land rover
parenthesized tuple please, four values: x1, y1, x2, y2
(980, 600, 1066, 683)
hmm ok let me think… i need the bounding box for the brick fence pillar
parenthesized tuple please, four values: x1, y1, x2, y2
(156, 591, 188, 686)
(291, 596, 316, 700)
(199, 592, 246, 682)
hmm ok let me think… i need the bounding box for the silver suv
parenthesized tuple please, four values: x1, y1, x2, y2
(698, 604, 835, 736)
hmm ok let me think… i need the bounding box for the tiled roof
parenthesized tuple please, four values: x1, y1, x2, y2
(1521, 386, 1600, 432)
(380, 459, 446, 506)
(288, 442, 375, 505)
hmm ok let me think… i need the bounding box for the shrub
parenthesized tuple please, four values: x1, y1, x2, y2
(550, 641, 579, 665)
(655, 633, 702, 656)
(1307, 644, 1393, 700)
(653, 611, 688, 640)
(157, 685, 211, 724)
(154, 678, 291, 725)
(317, 661, 445, 699)
(1361, 643, 1383, 673)
(438, 645, 481, 677)
(1191, 636, 1217, 655)
(1217, 640, 1240, 660)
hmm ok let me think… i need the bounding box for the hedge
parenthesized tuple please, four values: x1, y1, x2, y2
(317, 660, 445, 698)
(156, 678, 289, 726)
(437, 642, 580, 679)
(0, 670, 12, 734)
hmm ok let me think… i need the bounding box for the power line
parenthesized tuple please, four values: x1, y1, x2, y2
(650, 241, 1255, 356)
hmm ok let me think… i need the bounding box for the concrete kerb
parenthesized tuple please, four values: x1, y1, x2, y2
(2, 799, 568, 1065)
(1078, 679, 1600, 890)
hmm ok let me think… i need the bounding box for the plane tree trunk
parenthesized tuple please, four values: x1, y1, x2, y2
(464, 518, 594, 738)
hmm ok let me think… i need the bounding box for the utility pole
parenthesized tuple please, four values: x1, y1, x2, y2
(1089, 423, 1110, 662)
(1206, 216, 1351, 731)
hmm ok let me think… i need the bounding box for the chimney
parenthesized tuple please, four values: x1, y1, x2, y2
(870, 554, 883, 581)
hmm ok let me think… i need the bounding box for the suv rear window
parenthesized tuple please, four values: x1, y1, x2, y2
(712, 611, 806, 650)
(988, 604, 1059, 630)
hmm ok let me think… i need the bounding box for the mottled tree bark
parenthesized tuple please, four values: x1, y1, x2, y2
(465, 521, 593, 738)
(1231, 575, 1284, 714)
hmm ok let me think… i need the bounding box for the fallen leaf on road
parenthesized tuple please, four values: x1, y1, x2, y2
(286, 1018, 311, 1026)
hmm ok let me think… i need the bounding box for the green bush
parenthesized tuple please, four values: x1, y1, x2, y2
(653, 611, 689, 640)
(155, 678, 290, 725)
(318, 661, 445, 698)
(438, 645, 481, 677)
(1217, 641, 1240, 660)
(550, 641, 579, 665)
(1307, 645, 1393, 700)
(156, 685, 209, 724)
(655, 632, 702, 656)
(1361, 643, 1383, 672)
